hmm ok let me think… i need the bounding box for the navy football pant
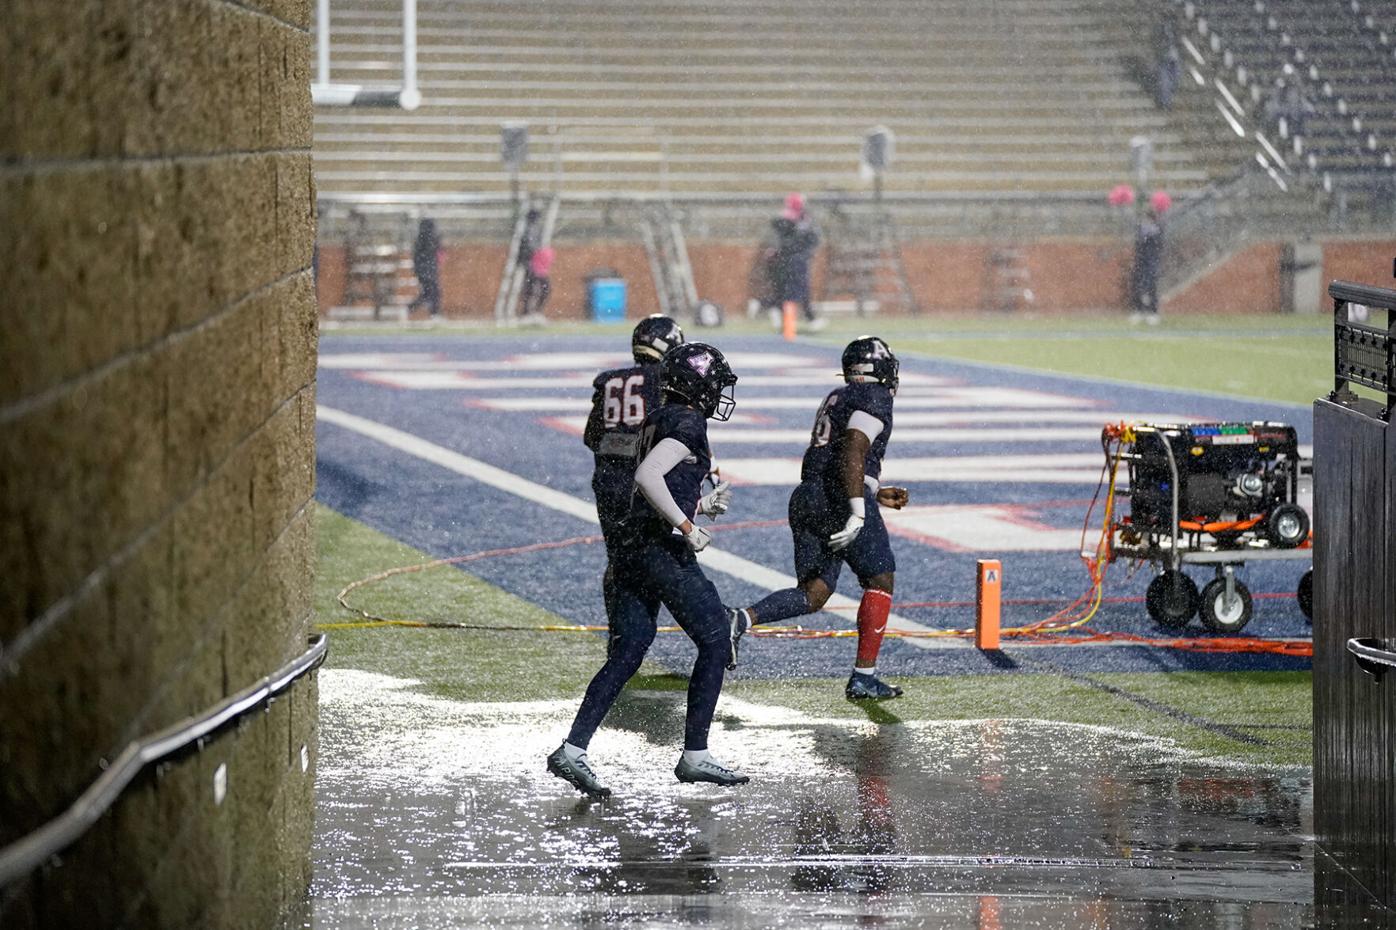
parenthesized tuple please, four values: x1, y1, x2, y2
(568, 534, 729, 752)
(750, 482, 897, 626)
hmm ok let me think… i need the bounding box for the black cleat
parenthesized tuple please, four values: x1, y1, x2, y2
(547, 745, 611, 798)
(845, 672, 904, 700)
(726, 608, 750, 670)
(675, 755, 750, 787)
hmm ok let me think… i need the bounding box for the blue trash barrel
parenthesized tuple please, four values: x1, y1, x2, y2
(587, 277, 627, 323)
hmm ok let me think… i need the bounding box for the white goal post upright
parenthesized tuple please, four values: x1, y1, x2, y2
(312, 0, 421, 110)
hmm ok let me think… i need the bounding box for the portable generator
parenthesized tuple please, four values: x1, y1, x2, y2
(1127, 422, 1308, 548)
(1103, 421, 1313, 634)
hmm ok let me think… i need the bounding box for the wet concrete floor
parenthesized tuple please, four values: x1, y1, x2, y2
(311, 669, 1318, 928)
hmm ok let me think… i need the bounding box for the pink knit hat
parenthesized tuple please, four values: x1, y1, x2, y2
(1107, 183, 1136, 207)
(782, 192, 805, 220)
(1149, 190, 1173, 214)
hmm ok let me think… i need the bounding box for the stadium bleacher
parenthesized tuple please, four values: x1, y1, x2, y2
(312, 0, 1240, 202)
(1175, 0, 1396, 192)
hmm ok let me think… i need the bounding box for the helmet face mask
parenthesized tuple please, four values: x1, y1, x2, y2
(660, 342, 738, 421)
(841, 335, 899, 395)
(632, 314, 685, 363)
(710, 381, 737, 422)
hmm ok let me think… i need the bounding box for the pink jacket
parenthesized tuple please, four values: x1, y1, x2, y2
(529, 246, 555, 277)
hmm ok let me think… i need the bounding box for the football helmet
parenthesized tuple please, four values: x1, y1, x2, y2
(841, 335, 899, 395)
(660, 342, 738, 421)
(632, 314, 685, 363)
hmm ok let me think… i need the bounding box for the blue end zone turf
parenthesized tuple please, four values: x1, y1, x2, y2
(314, 334, 1313, 678)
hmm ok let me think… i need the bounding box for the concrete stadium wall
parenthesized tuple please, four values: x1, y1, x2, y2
(316, 236, 1396, 320)
(0, 1, 318, 928)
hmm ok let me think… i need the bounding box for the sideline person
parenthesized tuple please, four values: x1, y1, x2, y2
(770, 192, 822, 330)
(407, 218, 442, 317)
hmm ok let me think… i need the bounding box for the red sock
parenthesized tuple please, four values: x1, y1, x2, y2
(855, 588, 893, 666)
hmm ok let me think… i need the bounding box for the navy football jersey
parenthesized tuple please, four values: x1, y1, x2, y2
(585, 363, 662, 534)
(800, 381, 895, 497)
(624, 403, 712, 543)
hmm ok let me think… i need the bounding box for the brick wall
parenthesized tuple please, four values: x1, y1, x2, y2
(316, 235, 1395, 320)
(0, 1, 318, 927)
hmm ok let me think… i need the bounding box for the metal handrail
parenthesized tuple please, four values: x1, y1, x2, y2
(1349, 638, 1396, 679)
(1328, 279, 1396, 419)
(0, 634, 328, 887)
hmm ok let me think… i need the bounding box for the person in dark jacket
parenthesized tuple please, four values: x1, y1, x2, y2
(408, 218, 442, 317)
(1129, 194, 1169, 324)
(770, 192, 822, 328)
(520, 246, 554, 323)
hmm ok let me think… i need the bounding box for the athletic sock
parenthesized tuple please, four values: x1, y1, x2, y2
(852, 665, 876, 678)
(748, 588, 812, 625)
(562, 741, 587, 761)
(855, 588, 893, 667)
(682, 748, 713, 765)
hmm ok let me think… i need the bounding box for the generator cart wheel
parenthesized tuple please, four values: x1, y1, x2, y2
(1200, 576, 1253, 633)
(1146, 570, 1199, 629)
(1297, 568, 1313, 623)
(1265, 503, 1310, 549)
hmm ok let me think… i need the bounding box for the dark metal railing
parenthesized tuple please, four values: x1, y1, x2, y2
(1328, 279, 1396, 420)
(1349, 638, 1396, 679)
(0, 634, 328, 887)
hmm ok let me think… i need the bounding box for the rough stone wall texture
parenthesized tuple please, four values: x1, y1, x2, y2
(0, 1, 318, 927)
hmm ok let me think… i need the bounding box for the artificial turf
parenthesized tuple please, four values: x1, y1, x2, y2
(804, 314, 1332, 407)
(315, 505, 1312, 767)
(324, 313, 1335, 405)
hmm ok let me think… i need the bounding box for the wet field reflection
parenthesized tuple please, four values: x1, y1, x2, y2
(312, 670, 1317, 927)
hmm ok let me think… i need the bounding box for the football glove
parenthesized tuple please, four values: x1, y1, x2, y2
(684, 524, 713, 552)
(829, 514, 864, 551)
(698, 480, 732, 517)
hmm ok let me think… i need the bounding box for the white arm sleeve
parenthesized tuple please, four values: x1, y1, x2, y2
(847, 410, 885, 442)
(634, 437, 693, 529)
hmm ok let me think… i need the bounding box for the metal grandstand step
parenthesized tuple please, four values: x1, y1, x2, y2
(494, 194, 559, 325)
(818, 201, 918, 317)
(640, 204, 700, 321)
(312, 0, 1236, 207)
(984, 247, 1034, 314)
(340, 209, 419, 319)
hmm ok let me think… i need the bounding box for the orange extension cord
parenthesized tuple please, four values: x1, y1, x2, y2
(324, 466, 1312, 659)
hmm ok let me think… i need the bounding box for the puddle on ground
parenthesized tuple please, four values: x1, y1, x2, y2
(312, 669, 1318, 928)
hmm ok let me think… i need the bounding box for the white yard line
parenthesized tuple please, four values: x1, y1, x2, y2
(355, 372, 947, 391)
(547, 414, 1109, 445)
(316, 405, 963, 649)
(469, 388, 1096, 412)
(322, 351, 834, 370)
(717, 453, 1112, 487)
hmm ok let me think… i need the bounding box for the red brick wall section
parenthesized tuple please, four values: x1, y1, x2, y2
(318, 236, 1396, 319)
(1163, 242, 1286, 315)
(1323, 239, 1396, 292)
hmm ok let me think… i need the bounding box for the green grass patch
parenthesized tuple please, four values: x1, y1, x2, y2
(322, 313, 1332, 405)
(802, 314, 1330, 406)
(316, 504, 1310, 766)
(316, 505, 607, 702)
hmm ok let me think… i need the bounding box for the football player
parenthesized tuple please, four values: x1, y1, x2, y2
(549, 343, 747, 796)
(731, 336, 910, 700)
(582, 315, 709, 578)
